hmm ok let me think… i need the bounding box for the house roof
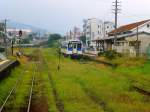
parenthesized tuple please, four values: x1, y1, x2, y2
(93, 31, 150, 42)
(109, 19, 150, 35)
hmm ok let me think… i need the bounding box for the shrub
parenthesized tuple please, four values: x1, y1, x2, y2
(103, 50, 121, 60)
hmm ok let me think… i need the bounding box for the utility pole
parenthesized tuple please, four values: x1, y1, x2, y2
(18, 30, 22, 53)
(11, 40, 14, 56)
(90, 20, 92, 47)
(74, 27, 77, 40)
(103, 22, 106, 51)
(136, 26, 139, 57)
(74, 27, 75, 40)
(70, 30, 72, 40)
(112, 0, 121, 49)
(4, 19, 7, 56)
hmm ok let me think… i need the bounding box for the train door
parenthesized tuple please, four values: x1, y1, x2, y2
(73, 43, 77, 54)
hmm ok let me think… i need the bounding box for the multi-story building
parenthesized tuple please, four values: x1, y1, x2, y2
(83, 18, 114, 47)
(104, 21, 115, 37)
(83, 18, 103, 47)
(7, 28, 32, 38)
(94, 19, 150, 56)
(65, 27, 83, 40)
(73, 27, 83, 40)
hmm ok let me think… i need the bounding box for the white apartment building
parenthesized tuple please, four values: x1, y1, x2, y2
(83, 18, 114, 47)
(104, 21, 114, 37)
(65, 27, 83, 40)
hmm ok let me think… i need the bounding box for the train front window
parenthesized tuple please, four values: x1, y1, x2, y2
(77, 43, 82, 50)
(68, 43, 73, 49)
(73, 44, 76, 49)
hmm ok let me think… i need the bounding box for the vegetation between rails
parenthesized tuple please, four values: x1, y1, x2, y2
(0, 49, 38, 111)
(29, 49, 59, 112)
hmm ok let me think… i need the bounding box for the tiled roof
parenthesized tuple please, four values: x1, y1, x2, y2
(93, 31, 150, 41)
(109, 19, 150, 35)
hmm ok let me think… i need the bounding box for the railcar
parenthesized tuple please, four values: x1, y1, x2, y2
(60, 39, 82, 57)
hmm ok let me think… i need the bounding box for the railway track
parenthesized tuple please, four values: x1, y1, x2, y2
(43, 57, 64, 112)
(0, 80, 20, 112)
(0, 68, 25, 112)
(27, 50, 49, 112)
(0, 63, 36, 112)
(26, 63, 36, 112)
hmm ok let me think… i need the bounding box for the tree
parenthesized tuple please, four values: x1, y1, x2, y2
(21, 38, 30, 44)
(79, 35, 86, 44)
(28, 34, 34, 41)
(0, 23, 5, 31)
(48, 34, 62, 47)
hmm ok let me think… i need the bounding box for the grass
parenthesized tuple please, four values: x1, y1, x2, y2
(41, 67, 59, 112)
(43, 49, 105, 112)
(30, 49, 59, 112)
(114, 58, 150, 92)
(0, 49, 32, 107)
(0, 48, 149, 112)
(4, 63, 35, 111)
(0, 48, 60, 112)
(0, 65, 23, 106)
(0, 48, 37, 111)
(43, 48, 150, 112)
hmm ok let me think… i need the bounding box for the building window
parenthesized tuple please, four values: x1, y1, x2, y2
(86, 32, 90, 34)
(107, 26, 109, 29)
(106, 31, 108, 34)
(98, 25, 101, 28)
(92, 32, 95, 39)
(129, 41, 141, 46)
(98, 31, 101, 35)
(147, 24, 150, 28)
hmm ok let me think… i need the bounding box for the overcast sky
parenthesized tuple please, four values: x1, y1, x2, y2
(0, 0, 150, 34)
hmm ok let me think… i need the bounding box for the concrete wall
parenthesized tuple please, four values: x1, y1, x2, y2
(116, 33, 150, 55)
(132, 21, 150, 33)
(126, 33, 150, 53)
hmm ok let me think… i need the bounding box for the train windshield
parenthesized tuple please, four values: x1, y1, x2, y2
(73, 44, 76, 49)
(77, 43, 82, 50)
(68, 43, 73, 50)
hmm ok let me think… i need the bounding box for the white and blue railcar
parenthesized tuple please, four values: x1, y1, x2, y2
(61, 39, 82, 56)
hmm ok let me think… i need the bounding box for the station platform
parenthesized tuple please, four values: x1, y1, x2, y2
(0, 60, 20, 80)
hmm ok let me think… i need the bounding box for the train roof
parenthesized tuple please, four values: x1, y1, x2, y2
(61, 39, 82, 43)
